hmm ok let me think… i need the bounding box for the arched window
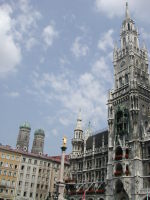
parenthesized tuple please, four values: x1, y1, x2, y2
(125, 148, 129, 159)
(123, 38, 126, 46)
(145, 121, 148, 130)
(119, 77, 123, 87)
(142, 105, 146, 115)
(115, 108, 129, 142)
(128, 23, 130, 30)
(115, 163, 123, 176)
(109, 106, 113, 116)
(125, 74, 128, 84)
(115, 146, 123, 160)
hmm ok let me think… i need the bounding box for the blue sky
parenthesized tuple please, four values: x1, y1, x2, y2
(0, 0, 150, 155)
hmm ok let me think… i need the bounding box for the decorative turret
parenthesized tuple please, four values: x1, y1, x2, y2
(113, 2, 149, 90)
(84, 121, 92, 140)
(75, 109, 82, 130)
(120, 2, 139, 50)
(31, 129, 45, 155)
(72, 110, 84, 156)
(125, 2, 130, 19)
(16, 122, 31, 152)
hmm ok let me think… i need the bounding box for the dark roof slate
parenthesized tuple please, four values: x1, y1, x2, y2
(86, 129, 108, 150)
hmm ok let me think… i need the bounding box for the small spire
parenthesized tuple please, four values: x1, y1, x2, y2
(142, 41, 147, 51)
(88, 121, 91, 130)
(84, 121, 92, 140)
(114, 41, 118, 51)
(78, 108, 82, 120)
(125, 2, 130, 19)
(75, 109, 82, 130)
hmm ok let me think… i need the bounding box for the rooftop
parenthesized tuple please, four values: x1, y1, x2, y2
(0, 145, 70, 165)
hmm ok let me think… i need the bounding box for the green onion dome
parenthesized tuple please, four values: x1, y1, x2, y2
(19, 122, 31, 130)
(34, 129, 45, 137)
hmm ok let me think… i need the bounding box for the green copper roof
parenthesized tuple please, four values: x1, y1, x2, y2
(19, 122, 31, 130)
(34, 129, 45, 136)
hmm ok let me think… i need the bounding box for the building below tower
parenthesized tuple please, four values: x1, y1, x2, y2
(0, 145, 70, 200)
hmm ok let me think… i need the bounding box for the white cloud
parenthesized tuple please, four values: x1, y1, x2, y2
(14, 0, 41, 35)
(95, 0, 150, 21)
(98, 29, 114, 52)
(0, 4, 21, 77)
(40, 57, 45, 64)
(59, 56, 70, 66)
(42, 24, 58, 47)
(7, 91, 20, 98)
(95, 0, 124, 18)
(51, 129, 58, 136)
(25, 37, 37, 51)
(71, 37, 89, 58)
(140, 28, 150, 41)
(92, 57, 113, 84)
(30, 53, 113, 129)
(0, 0, 42, 77)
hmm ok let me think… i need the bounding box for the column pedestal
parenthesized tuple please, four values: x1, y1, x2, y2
(57, 181, 66, 200)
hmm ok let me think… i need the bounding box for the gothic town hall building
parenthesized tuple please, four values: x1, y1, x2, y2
(68, 3, 150, 200)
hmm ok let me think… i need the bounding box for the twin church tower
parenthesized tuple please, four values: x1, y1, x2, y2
(16, 122, 45, 155)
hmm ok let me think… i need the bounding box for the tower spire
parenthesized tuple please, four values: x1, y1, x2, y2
(125, 2, 130, 19)
(75, 108, 82, 130)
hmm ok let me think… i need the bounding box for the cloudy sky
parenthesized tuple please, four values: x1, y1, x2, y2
(0, 0, 150, 155)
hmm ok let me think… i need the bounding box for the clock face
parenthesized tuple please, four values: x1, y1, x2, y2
(24, 146, 27, 151)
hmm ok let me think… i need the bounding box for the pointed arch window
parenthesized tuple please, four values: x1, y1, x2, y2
(119, 77, 123, 87)
(115, 108, 129, 141)
(123, 38, 126, 46)
(125, 74, 128, 84)
(128, 23, 130, 31)
(115, 146, 123, 160)
(114, 163, 123, 176)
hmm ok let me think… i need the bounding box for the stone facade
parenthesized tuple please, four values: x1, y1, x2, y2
(16, 153, 70, 200)
(16, 153, 52, 200)
(0, 146, 21, 200)
(68, 3, 150, 200)
(107, 3, 150, 200)
(0, 145, 70, 200)
(68, 114, 108, 200)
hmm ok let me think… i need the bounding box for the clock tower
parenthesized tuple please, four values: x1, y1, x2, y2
(106, 3, 150, 200)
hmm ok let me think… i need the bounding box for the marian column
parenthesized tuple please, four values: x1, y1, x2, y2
(57, 136, 67, 200)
